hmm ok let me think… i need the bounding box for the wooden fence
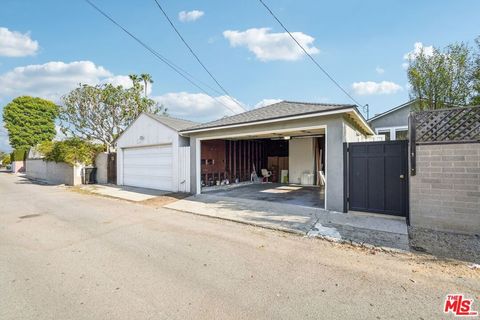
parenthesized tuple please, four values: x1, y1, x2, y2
(409, 105, 480, 175)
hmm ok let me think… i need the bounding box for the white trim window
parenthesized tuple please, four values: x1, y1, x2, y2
(375, 126, 408, 141)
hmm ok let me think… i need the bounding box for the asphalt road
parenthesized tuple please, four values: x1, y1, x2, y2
(0, 173, 479, 319)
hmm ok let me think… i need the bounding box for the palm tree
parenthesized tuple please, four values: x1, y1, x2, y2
(139, 73, 153, 97)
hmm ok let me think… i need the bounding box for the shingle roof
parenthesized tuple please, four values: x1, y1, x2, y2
(181, 100, 355, 132)
(146, 113, 199, 131)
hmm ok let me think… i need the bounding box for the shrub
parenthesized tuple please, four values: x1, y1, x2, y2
(41, 138, 104, 166)
(11, 148, 28, 161)
(37, 141, 54, 156)
(2, 154, 11, 166)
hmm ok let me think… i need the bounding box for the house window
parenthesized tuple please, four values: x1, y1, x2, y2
(395, 129, 408, 140)
(376, 126, 408, 141)
(378, 130, 391, 141)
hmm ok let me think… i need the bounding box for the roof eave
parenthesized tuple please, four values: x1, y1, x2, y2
(180, 106, 371, 135)
(367, 99, 416, 122)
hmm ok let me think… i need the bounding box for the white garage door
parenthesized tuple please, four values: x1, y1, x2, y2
(123, 145, 173, 191)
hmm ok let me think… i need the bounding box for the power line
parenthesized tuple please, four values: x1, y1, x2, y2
(83, 0, 241, 115)
(151, 0, 247, 112)
(257, 0, 367, 113)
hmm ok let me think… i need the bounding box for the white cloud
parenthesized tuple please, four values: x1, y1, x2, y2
(0, 61, 125, 102)
(101, 75, 131, 88)
(0, 27, 39, 57)
(352, 81, 403, 96)
(223, 28, 319, 61)
(375, 66, 385, 75)
(254, 98, 282, 109)
(153, 92, 246, 123)
(402, 42, 435, 68)
(178, 10, 204, 22)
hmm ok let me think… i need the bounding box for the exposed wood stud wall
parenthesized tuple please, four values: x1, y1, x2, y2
(201, 139, 267, 185)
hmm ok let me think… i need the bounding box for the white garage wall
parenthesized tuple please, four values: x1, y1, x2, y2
(343, 118, 366, 142)
(288, 138, 315, 184)
(116, 114, 180, 191)
(178, 146, 190, 193)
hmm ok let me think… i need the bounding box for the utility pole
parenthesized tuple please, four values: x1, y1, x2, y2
(364, 104, 369, 119)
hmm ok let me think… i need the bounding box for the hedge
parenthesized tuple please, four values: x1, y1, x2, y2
(10, 148, 29, 161)
(37, 138, 104, 166)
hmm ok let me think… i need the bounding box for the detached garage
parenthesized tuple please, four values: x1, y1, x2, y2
(115, 113, 197, 192)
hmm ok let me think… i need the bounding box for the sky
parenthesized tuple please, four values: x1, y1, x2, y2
(1, 0, 479, 151)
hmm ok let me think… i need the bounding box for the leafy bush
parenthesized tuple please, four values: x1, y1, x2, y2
(40, 138, 104, 166)
(2, 154, 11, 166)
(37, 141, 54, 156)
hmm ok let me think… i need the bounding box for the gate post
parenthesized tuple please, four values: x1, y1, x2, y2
(409, 113, 416, 176)
(343, 142, 348, 213)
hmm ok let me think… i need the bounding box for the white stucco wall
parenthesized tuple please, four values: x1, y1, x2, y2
(115, 113, 181, 191)
(288, 138, 315, 184)
(26, 159, 83, 186)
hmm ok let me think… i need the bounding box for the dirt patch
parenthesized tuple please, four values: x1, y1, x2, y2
(140, 193, 190, 207)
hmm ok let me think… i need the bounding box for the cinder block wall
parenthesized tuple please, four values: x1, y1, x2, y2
(410, 143, 480, 235)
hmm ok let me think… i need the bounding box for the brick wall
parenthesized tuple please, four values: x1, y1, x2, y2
(410, 143, 480, 235)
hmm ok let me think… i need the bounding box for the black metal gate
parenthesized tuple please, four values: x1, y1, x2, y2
(344, 141, 408, 217)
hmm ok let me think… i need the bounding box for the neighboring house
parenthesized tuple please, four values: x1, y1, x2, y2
(115, 113, 198, 192)
(117, 101, 374, 212)
(368, 100, 414, 141)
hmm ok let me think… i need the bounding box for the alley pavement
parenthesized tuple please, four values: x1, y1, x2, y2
(0, 173, 479, 319)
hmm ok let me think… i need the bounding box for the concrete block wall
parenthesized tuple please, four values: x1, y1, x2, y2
(410, 143, 480, 235)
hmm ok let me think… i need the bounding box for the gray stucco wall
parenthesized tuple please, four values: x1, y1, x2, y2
(186, 114, 354, 212)
(410, 143, 480, 235)
(95, 152, 108, 184)
(369, 105, 411, 130)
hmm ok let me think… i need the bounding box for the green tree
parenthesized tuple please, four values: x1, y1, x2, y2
(472, 36, 480, 105)
(139, 73, 153, 97)
(59, 81, 166, 151)
(407, 42, 476, 110)
(3, 96, 59, 149)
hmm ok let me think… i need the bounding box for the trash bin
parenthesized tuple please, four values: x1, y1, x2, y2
(82, 167, 97, 184)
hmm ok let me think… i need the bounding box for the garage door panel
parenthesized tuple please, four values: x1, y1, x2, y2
(124, 157, 172, 166)
(123, 145, 174, 191)
(123, 150, 172, 158)
(123, 166, 173, 177)
(124, 146, 172, 156)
